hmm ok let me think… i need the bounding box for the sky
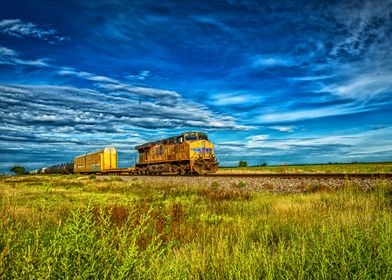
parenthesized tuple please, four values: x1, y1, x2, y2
(1, 0, 392, 172)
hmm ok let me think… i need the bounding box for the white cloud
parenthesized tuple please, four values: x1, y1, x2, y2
(191, 15, 234, 34)
(0, 46, 17, 57)
(258, 102, 376, 123)
(243, 128, 392, 153)
(0, 45, 49, 67)
(96, 83, 181, 100)
(288, 75, 334, 81)
(245, 1, 392, 126)
(247, 135, 268, 141)
(126, 70, 150, 81)
(58, 69, 118, 83)
(209, 92, 265, 106)
(0, 19, 67, 42)
(323, 72, 392, 100)
(58, 68, 181, 100)
(245, 134, 269, 148)
(213, 127, 392, 164)
(311, 0, 392, 102)
(269, 126, 294, 132)
(252, 54, 296, 68)
(0, 83, 251, 138)
(330, 1, 391, 59)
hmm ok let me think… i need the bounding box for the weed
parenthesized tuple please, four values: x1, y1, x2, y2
(199, 187, 251, 201)
(305, 183, 332, 193)
(210, 181, 220, 190)
(108, 176, 123, 182)
(101, 176, 124, 182)
(236, 180, 247, 188)
(199, 213, 234, 225)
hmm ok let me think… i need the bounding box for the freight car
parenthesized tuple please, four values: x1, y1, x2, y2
(46, 162, 74, 174)
(30, 163, 73, 174)
(30, 168, 46, 175)
(74, 147, 117, 173)
(135, 131, 218, 175)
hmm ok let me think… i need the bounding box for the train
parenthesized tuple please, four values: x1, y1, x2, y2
(30, 131, 219, 176)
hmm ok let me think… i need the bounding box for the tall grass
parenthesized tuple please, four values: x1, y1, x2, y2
(0, 175, 391, 279)
(0, 203, 169, 279)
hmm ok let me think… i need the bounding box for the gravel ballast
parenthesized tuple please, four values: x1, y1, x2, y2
(115, 175, 391, 193)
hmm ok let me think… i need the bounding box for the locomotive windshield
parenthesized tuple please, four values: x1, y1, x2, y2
(184, 132, 208, 141)
(198, 133, 208, 140)
(185, 134, 197, 140)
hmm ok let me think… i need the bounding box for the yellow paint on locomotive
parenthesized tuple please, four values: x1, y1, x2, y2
(188, 140, 216, 173)
(138, 140, 215, 164)
(189, 140, 215, 160)
(74, 147, 117, 173)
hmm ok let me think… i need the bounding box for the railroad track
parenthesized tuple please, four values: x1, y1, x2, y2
(206, 173, 392, 179)
(108, 173, 392, 179)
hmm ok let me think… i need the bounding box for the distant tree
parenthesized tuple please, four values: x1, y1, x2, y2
(10, 166, 27, 175)
(239, 161, 248, 167)
(261, 162, 267, 166)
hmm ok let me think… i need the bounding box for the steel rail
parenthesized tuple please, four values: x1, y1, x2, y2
(205, 173, 392, 179)
(101, 173, 392, 179)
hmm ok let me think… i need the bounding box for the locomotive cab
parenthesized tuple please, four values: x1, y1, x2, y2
(185, 132, 217, 174)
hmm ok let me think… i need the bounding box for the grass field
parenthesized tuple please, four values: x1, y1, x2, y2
(218, 162, 392, 174)
(1, 174, 392, 279)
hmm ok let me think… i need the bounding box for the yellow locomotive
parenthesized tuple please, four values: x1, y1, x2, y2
(135, 132, 218, 175)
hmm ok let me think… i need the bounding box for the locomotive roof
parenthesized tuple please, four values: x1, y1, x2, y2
(135, 131, 207, 150)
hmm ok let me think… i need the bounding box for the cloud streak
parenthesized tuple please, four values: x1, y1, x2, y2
(0, 82, 249, 143)
(0, 45, 49, 67)
(0, 19, 67, 42)
(252, 55, 296, 68)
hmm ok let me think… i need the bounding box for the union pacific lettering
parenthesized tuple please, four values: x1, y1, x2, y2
(192, 148, 213, 153)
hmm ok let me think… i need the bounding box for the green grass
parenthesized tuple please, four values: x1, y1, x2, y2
(0, 175, 391, 279)
(219, 162, 392, 174)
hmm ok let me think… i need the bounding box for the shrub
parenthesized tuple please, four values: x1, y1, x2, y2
(10, 166, 27, 175)
(238, 161, 248, 167)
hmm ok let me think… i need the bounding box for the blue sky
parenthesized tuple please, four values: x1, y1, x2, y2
(1, 0, 392, 172)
